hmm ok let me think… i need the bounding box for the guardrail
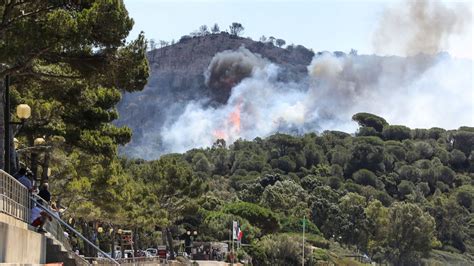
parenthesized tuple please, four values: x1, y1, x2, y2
(31, 195, 119, 265)
(0, 169, 30, 223)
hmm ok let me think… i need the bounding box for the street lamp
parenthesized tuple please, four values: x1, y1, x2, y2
(34, 137, 46, 146)
(4, 74, 31, 174)
(187, 231, 198, 263)
(16, 104, 31, 120)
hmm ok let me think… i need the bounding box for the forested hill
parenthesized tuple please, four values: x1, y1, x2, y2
(121, 113, 474, 265)
(115, 31, 469, 160)
(115, 32, 315, 159)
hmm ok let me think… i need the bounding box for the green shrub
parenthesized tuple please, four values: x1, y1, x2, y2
(352, 169, 377, 187)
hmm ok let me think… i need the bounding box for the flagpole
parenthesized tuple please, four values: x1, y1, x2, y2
(231, 221, 235, 266)
(302, 215, 305, 266)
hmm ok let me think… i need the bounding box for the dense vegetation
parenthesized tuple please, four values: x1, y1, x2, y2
(112, 113, 473, 265)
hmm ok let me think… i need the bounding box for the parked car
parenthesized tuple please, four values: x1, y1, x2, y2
(124, 250, 134, 258)
(146, 248, 158, 257)
(113, 251, 122, 259)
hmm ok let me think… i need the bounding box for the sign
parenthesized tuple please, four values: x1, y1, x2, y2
(157, 245, 167, 259)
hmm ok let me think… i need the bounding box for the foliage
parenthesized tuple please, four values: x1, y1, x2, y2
(249, 234, 314, 266)
(222, 201, 280, 234)
(352, 112, 388, 132)
(40, 105, 474, 264)
(229, 22, 244, 36)
(384, 202, 438, 265)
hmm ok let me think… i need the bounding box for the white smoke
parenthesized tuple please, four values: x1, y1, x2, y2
(134, 0, 473, 156)
(160, 50, 472, 153)
(373, 0, 472, 56)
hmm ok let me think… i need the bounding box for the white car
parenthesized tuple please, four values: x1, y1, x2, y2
(146, 248, 158, 257)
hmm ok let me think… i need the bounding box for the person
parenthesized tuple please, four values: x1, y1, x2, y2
(13, 167, 26, 179)
(31, 200, 52, 233)
(17, 168, 33, 191)
(50, 202, 60, 218)
(38, 183, 51, 203)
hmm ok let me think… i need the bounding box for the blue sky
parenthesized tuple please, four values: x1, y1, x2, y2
(123, 0, 472, 58)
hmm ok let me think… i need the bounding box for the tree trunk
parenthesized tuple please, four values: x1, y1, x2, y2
(166, 227, 175, 260)
(41, 151, 50, 183)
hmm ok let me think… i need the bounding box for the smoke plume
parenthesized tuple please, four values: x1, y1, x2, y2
(373, 0, 471, 56)
(160, 50, 472, 153)
(205, 47, 268, 102)
(118, 0, 472, 158)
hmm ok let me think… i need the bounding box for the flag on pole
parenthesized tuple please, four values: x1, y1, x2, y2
(232, 220, 238, 240)
(237, 227, 243, 241)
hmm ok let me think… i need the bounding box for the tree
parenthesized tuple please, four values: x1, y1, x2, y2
(449, 149, 467, 169)
(353, 169, 377, 187)
(452, 130, 474, 156)
(249, 234, 315, 266)
(1, 0, 148, 169)
(268, 36, 276, 45)
(261, 180, 309, 217)
(159, 40, 169, 48)
(398, 180, 415, 199)
(149, 39, 157, 50)
(426, 195, 470, 252)
(365, 200, 389, 261)
(345, 136, 385, 176)
(229, 22, 244, 36)
(223, 201, 280, 234)
(275, 39, 286, 48)
(338, 193, 369, 249)
(259, 35, 267, 42)
(384, 202, 437, 265)
(201, 211, 259, 243)
(211, 23, 220, 33)
(199, 24, 209, 36)
(352, 113, 388, 133)
(349, 49, 358, 56)
(125, 154, 206, 259)
(382, 125, 412, 141)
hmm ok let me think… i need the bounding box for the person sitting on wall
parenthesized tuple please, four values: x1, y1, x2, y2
(31, 199, 52, 233)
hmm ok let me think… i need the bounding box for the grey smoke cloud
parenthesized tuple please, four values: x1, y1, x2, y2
(205, 47, 268, 102)
(373, 0, 471, 56)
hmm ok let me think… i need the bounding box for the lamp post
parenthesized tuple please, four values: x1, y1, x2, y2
(31, 137, 45, 183)
(4, 74, 31, 174)
(187, 230, 197, 263)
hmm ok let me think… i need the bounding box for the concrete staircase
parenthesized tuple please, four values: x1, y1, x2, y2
(45, 233, 89, 266)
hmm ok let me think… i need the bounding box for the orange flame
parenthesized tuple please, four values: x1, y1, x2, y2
(212, 102, 242, 142)
(229, 103, 241, 132)
(213, 129, 227, 140)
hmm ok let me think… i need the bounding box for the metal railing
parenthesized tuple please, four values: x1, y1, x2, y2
(0, 169, 30, 222)
(30, 195, 119, 265)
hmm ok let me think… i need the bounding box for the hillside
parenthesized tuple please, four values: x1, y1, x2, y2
(115, 33, 315, 159)
(115, 32, 471, 160)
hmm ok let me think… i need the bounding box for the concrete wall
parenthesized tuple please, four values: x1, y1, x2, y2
(0, 213, 46, 264)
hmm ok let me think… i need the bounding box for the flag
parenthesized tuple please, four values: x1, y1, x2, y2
(237, 227, 243, 241)
(232, 221, 238, 240)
